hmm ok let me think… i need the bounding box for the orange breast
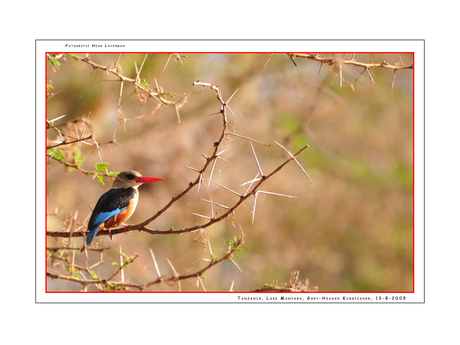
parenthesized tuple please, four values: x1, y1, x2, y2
(102, 198, 137, 229)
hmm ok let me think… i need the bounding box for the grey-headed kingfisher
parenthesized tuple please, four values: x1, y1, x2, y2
(85, 170, 163, 247)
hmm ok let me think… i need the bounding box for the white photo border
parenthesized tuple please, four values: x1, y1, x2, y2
(36, 39, 424, 303)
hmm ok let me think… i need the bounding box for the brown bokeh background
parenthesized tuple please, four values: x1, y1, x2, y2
(46, 53, 413, 292)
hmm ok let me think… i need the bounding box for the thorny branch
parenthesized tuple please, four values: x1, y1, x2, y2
(253, 270, 318, 292)
(46, 114, 119, 179)
(79, 54, 178, 108)
(288, 53, 413, 70)
(78, 53, 189, 123)
(47, 81, 310, 241)
(288, 53, 413, 93)
(47, 234, 245, 291)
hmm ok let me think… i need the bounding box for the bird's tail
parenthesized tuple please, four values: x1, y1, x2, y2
(85, 226, 100, 246)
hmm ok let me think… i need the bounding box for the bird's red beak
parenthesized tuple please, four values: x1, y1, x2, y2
(135, 176, 164, 183)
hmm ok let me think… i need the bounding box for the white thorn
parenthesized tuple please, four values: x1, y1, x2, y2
(274, 141, 312, 184)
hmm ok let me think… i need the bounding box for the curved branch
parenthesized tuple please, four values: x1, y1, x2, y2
(47, 234, 244, 291)
(46, 143, 309, 240)
(289, 53, 413, 70)
(79, 55, 178, 108)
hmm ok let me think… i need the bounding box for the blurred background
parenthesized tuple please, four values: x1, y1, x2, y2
(46, 52, 413, 292)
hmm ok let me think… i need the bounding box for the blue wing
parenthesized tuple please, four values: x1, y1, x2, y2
(86, 188, 134, 246)
(86, 208, 127, 245)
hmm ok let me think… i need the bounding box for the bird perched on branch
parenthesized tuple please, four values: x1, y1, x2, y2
(84, 170, 163, 249)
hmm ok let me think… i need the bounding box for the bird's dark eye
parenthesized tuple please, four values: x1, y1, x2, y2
(126, 173, 136, 180)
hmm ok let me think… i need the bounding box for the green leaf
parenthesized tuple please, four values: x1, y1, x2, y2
(94, 163, 113, 186)
(160, 93, 174, 100)
(47, 148, 65, 161)
(141, 79, 149, 89)
(48, 57, 60, 67)
(89, 270, 99, 279)
(96, 175, 106, 186)
(119, 252, 130, 260)
(95, 162, 110, 172)
(73, 150, 84, 166)
(69, 53, 80, 61)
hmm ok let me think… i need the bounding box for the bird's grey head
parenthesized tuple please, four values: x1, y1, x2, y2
(112, 170, 143, 189)
(112, 170, 164, 189)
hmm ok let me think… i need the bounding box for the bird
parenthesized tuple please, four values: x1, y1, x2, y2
(84, 170, 163, 248)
